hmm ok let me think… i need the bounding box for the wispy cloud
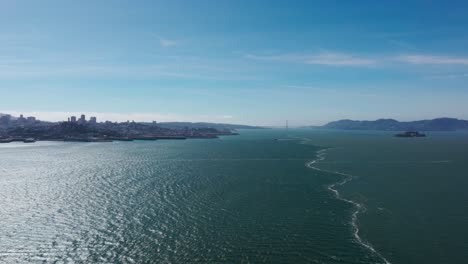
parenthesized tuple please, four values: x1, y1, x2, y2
(159, 37, 177, 47)
(245, 51, 376, 67)
(305, 52, 376, 66)
(244, 53, 303, 62)
(284, 85, 378, 97)
(427, 73, 468, 79)
(247, 51, 468, 68)
(397, 55, 468, 65)
(387, 39, 415, 50)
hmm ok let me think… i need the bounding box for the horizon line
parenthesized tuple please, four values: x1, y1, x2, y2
(2, 111, 468, 127)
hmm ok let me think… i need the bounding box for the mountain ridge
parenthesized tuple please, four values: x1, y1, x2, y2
(320, 118, 468, 131)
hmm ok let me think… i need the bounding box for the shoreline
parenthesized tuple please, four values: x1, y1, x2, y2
(0, 133, 240, 144)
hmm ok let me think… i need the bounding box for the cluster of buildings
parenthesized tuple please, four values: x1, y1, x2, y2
(67, 114, 97, 125)
(0, 114, 37, 127)
(1, 112, 241, 144)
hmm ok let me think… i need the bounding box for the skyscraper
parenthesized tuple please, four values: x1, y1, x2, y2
(79, 114, 86, 124)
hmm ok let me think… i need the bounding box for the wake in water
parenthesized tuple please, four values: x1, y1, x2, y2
(306, 148, 391, 264)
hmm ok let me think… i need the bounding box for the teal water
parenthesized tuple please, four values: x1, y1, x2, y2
(1, 129, 467, 263)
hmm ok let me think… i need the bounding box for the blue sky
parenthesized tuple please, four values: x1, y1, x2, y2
(1, 0, 468, 126)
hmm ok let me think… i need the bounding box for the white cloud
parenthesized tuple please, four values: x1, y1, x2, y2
(397, 55, 468, 65)
(245, 52, 376, 66)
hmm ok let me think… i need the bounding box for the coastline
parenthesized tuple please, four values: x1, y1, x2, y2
(0, 133, 240, 144)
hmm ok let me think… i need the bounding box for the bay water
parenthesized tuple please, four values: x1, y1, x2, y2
(1, 129, 467, 263)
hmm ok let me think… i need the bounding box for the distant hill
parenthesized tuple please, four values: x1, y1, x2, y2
(320, 118, 468, 131)
(152, 122, 263, 130)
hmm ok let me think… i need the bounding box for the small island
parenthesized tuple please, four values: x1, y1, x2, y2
(394, 131, 426, 138)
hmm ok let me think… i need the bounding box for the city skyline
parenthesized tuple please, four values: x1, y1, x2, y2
(2, 1, 468, 126)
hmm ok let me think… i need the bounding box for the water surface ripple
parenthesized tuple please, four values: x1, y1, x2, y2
(4, 131, 445, 263)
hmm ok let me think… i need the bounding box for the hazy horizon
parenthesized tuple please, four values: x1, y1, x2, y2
(2, 110, 467, 127)
(2, 1, 468, 125)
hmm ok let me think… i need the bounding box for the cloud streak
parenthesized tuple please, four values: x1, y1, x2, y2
(427, 73, 468, 79)
(247, 51, 468, 68)
(305, 52, 376, 66)
(397, 55, 468, 65)
(284, 85, 378, 97)
(245, 52, 376, 66)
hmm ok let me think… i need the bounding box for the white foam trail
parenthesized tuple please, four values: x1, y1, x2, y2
(306, 148, 391, 264)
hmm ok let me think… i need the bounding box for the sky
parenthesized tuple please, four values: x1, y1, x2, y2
(1, 0, 468, 126)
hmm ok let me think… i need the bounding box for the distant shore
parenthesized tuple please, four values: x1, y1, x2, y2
(1, 114, 245, 144)
(0, 132, 240, 144)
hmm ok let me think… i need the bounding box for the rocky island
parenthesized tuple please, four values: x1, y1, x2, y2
(394, 131, 426, 138)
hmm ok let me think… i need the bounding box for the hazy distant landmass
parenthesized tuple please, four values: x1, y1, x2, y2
(319, 118, 468, 131)
(155, 122, 263, 130)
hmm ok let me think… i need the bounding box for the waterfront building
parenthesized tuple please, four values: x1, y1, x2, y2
(90, 116, 97, 124)
(0, 114, 12, 126)
(26, 116, 36, 124)
(17, 114, 26, 124)
(70, 116, 77, 122)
